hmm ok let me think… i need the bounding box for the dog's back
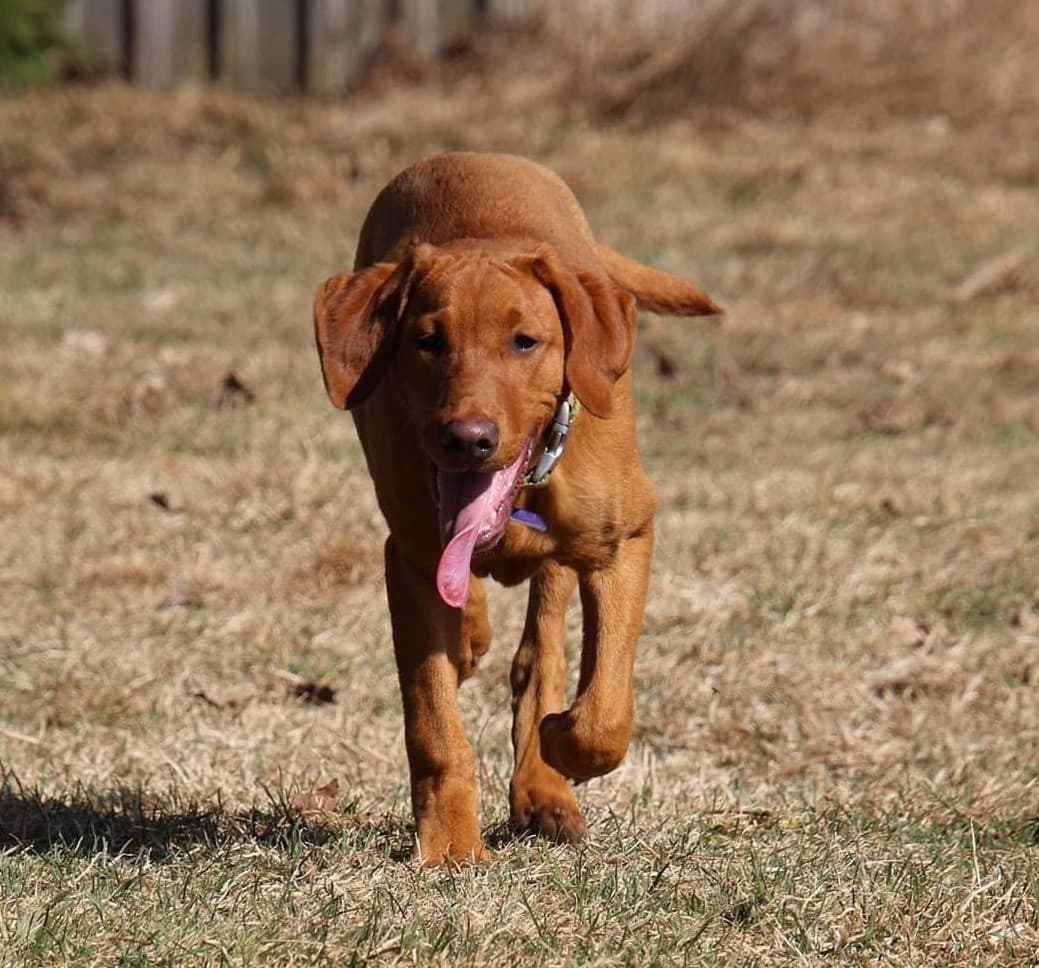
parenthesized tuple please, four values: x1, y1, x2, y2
(355, 152, 597, 270)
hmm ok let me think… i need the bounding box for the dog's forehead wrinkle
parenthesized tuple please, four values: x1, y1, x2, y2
(421, 257, 525, 337)
(411, 249, 554, 333)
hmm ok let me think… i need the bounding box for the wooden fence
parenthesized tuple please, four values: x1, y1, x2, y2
(63, 0, 538, 94)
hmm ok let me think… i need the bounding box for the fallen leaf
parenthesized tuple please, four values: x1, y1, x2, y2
(218, 371, 256, 407)
(147, 491, 181, 512)
(877, 495, 902, 516)
(647, 342, 679, 379)
(293, 681, 336, 705)
(291, 778, 340, 813)
(270, 669, 337, 705)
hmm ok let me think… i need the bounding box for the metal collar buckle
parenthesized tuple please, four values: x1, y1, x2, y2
(523, 394, 577, 487)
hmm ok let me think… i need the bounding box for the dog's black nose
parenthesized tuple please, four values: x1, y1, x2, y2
(440, 418, 499, 462)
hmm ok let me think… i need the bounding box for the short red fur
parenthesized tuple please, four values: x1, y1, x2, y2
(314, 152, 720, 864)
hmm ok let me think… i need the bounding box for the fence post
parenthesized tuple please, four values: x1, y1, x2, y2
(63, 0, 124, 74)
(399, 0, 478, 56)
(484, 0, 536, 21)
(133, 0, 210, 88)
(63, 0, 538, 94)
(223, 0, 300, 93)
(307, 0, 386, 96)
(438, 0, 480, 46)
(398, 0, 437, 56)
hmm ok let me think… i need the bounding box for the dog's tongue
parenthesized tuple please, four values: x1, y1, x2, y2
(435, 449, 528, 609)
(436, 474, 494, 609)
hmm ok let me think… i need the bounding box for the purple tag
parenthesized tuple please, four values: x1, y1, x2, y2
(510, 508, 547, 532)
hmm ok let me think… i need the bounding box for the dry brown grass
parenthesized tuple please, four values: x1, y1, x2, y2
(1, 18, 1038, 962)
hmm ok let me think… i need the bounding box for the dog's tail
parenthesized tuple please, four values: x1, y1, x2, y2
(596, 244, 722, 317)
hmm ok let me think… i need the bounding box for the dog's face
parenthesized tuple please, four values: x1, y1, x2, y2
(314, 240, 637, 606)
(392, 245, 565, 475)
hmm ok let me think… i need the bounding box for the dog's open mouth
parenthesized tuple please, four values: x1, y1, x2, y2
(434, 439, 534, 609)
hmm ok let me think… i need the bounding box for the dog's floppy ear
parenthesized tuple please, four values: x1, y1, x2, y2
(526, 246, 637, 419)
(313, 247, 431, 409)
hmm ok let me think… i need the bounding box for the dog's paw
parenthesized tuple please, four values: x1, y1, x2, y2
(414, 838, 490, 867)
(510, 782, 587, 844)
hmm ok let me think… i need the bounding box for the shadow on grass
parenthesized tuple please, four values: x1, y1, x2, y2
(0, 771, 412, 861)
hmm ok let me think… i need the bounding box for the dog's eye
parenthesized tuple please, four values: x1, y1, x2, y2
(415, 330, 447, 354)
(511, 333, 540, 353)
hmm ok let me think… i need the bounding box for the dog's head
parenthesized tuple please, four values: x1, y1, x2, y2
(314, 239, 636, 450)
(314, 240, 637, 607)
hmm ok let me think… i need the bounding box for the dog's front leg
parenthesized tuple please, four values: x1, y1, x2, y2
(509, 561, 587, 842)
(385, 536, 486, 865)
(538, 525, 654, 781)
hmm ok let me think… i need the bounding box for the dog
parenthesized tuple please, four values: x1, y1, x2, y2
(314, 152, 719, 864)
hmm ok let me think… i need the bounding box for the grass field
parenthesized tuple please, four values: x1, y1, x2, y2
(1, 51, 1039, 965)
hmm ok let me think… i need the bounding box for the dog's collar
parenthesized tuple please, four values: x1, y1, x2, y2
(522, 393, 579, 488)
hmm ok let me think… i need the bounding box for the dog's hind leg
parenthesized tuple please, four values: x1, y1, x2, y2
(509, 561, 588, 843)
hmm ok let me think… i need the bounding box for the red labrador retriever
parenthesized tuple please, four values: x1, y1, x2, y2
(314, 152, 719, 864)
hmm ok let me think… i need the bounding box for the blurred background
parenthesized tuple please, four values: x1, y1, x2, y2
(4, 0, 1039, 118)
